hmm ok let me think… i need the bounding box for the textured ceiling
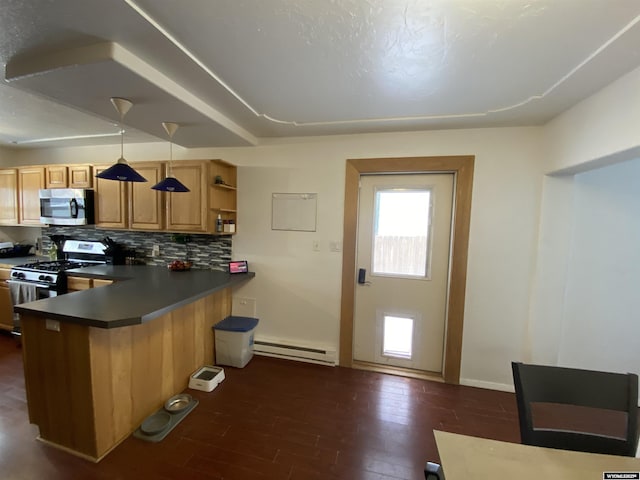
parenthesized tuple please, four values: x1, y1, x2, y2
(1, 0, 640, 148)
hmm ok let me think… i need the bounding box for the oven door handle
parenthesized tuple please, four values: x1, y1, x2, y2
(6, 279, 53, 289)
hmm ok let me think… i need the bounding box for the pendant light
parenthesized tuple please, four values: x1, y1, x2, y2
(95, 97, 147, 182)
(151, 122, 190, 192)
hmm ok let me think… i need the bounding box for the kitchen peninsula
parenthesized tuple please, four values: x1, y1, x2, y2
(14, 265, 254, 462)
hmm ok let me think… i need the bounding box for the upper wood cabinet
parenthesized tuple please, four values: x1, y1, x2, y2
(94, 165, 128, 229)
(69, 165, 93, 188)
(94, 162, 164, 231)
(0, 169, 18, 226)
(91, 159, 238, 234)
(46, 165, 93, 189)
(129, 162, 164, 231)
(166, 161, 209, 233)
(45, 166, 67, 189)
(18, 167, 45, 225)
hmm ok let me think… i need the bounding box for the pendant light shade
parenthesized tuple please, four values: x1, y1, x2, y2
(151, 122, 190, 193)
(96, 97, 147, 183)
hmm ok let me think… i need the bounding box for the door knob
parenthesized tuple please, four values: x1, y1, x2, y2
(357, 268, 371, 285)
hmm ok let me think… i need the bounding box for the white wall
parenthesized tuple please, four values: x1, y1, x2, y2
(529, 61, 640, 379)
(530, 159, 640, 377)
(557, 158, 640, 375)
(526, 175, 575, 366)
(544, 64, 640, 175)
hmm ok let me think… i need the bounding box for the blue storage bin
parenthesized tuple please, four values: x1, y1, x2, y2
(213, 316, 259, 367)
(214, 316, 259, 333)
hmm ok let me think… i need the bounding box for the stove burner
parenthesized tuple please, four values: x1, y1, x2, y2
(15, 260, 95, 272)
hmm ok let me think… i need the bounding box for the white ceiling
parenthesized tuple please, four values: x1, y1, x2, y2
(1, 0, 640, 149)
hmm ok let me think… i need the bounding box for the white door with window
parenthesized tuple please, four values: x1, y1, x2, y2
(353, 173, 454, 372)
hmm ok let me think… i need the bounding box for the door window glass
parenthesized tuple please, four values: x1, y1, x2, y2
(372, 188, 431, 277)
(383, 315, 413, 359)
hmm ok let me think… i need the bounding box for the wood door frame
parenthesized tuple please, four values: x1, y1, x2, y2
(339, 156, 475, 384)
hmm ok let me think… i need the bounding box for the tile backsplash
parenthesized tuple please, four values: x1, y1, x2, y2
(42, 226, 232, 271)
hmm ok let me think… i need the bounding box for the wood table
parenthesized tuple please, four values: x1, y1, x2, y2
(434, 430, 640, 479)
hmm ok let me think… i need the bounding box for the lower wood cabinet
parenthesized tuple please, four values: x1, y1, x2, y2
(92, 278, 114, 288)
(66, 276, 92, 292)
(0, 268, 13, 331)
(20, 287, 229, 461)
(67, 276, 113, 292)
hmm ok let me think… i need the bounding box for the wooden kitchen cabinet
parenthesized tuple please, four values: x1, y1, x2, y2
(95, 162, 164, 231)
(0, 169, 19, 225)
(18, 167, 45, 225)
(92, 278, 113, 288)
(69, 165, 93, 188)
(67, 276, 113, 292)
(93, 159, 238, 235)
(129, 162, 164, 231)
(20, 286, 228, 461)
(1, 165, 94, 227)
(66, 276, 92, 292)
(94, 165, 128, 228)
(45, 166, 67, 188)
(0, 268, 13, 331)
(165, 161, 209, 233)
(46, 165, 93, 189)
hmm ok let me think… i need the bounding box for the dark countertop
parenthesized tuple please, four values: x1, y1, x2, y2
(14, 265, 254, 329)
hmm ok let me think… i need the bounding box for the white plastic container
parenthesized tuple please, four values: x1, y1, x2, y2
(188, 365, 225, 392)
(213, 316, 258, 368)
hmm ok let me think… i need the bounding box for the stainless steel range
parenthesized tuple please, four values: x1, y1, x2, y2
(8, 240, 108, 336)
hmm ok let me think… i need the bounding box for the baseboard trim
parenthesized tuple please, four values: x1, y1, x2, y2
(351, 360, 444, 383)
(460, 378, 514, 392)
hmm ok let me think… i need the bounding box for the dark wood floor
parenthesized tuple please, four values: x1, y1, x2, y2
(0, 333, 519, 479)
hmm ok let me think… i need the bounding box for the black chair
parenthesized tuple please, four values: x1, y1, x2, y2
(424, 461, 445, 479)
(511, 361, 639, 456)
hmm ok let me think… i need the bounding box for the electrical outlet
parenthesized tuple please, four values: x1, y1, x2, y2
(232, 297, 257, 317)
(171, 234, 192, 244)
(312, 240, 320, 252)
(45, 319, 60, 332)
(152, 244, 160, 257)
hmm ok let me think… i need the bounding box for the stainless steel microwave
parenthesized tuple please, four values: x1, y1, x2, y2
(39, 188, 95, 225)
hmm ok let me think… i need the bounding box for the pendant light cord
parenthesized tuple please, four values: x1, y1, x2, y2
(120, 122, 124, 160)
(168, 138, 173, 176)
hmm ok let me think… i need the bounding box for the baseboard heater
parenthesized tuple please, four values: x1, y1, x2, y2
(253, 338, 336, 366)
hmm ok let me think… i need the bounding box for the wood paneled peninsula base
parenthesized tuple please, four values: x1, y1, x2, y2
(15, 266, 254, 462)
